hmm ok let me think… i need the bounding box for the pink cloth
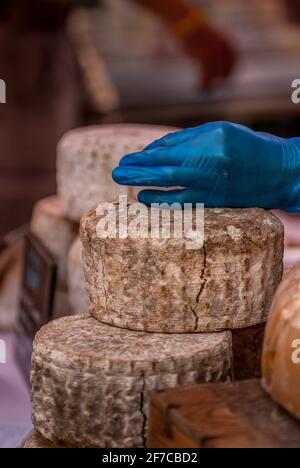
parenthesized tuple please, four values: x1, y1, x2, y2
(273, 211, 300, 246)
(273, 211, 300, 270)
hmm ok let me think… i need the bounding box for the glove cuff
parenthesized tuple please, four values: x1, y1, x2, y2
(284, 138, 300, 212)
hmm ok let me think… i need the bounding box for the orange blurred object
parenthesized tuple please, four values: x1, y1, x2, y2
(134, 0, 237, 90)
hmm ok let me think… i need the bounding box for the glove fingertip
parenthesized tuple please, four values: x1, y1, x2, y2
(112, 167, 122, 183)
(138, 189, 184, 206)
(112, 167, 131, 185)
(119, 152, 142, 166)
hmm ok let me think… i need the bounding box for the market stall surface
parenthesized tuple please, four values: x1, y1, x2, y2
(0, 332, 32, 448)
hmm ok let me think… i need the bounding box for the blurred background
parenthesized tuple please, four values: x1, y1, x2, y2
(1, 0, 300, 235)
(1, 0, 300, 448)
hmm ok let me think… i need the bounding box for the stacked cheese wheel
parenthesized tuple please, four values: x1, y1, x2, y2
(262, 262, 300, 421)
(57, 124, 178, 222)
(27, 124, 285, 448)
(29, 124, 177, 318)
(30, 316, 232, 448)
(81, 204, 283, 334)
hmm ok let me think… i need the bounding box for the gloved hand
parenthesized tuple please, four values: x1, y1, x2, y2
(113, 122, 300, 212)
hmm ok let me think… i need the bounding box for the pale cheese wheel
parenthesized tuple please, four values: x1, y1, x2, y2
(67, 237, 88, 315)
(57, 124, 178, 222)
(80, 204, 284, 333)
(31, 316, 232, 448)
(0, 259, 21, 330)
(30, 196, 78, 288)
(262, 262, 300, 420)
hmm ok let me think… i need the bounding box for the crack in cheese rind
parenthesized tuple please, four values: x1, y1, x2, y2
(80, 206, 284, 333)
(30, 316, 232, 448)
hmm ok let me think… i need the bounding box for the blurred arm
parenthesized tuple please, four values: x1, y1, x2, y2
(282, 0, 300, 22)
(133, 0, 236, 89)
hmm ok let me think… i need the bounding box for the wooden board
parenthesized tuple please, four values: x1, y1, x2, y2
(147, 379, 300, 449)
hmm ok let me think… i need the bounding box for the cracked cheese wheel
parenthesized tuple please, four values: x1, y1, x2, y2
(31, 316, 232, 448)
(262, 262, 300, 420)
(80, 204, 284, 333)
(30, 196, 78, 288)
(67, 237, 88, 315)
(57, 124, 178, 222)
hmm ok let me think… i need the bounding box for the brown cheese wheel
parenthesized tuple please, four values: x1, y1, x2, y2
(31, 316, 232, 448)
(30, 196, 78, 288)
(262, 261, 300, 420)
(57, 124, 178, 222)
(80, 204, 284, 333)
(67, 237, 88, 315)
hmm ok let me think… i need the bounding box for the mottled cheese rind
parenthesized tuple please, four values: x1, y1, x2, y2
(262, 262, 300, 421)
(31, 316, 232, 448)
(81, 205, 284, 333)
(57, 124, 178, 222)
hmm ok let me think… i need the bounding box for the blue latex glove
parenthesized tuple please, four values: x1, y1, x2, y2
(112, 122, 300, 212)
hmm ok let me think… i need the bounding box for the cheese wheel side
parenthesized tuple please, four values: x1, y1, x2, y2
(57, 124, 178, 222)
(67, 237, 88, 315)
(30, 196, 78, 288)
(262, 262, 300, 420)
(31, 316, 232, 448)
(81, 205, 284, 333)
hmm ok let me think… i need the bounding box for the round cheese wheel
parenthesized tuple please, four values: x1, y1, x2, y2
(30, 196, 78, 288)
(31, 316, 232, 448)
(262, 261, 300, 420)
(67, 237, 88, 315)
(80, 204, 284, 333)
(57, 124, 178, 222)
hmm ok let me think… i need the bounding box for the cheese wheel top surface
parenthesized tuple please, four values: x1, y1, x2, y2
(82, 203, 282, 244)
(32, 196, 66, 219)
(35, 315, 229, 366)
